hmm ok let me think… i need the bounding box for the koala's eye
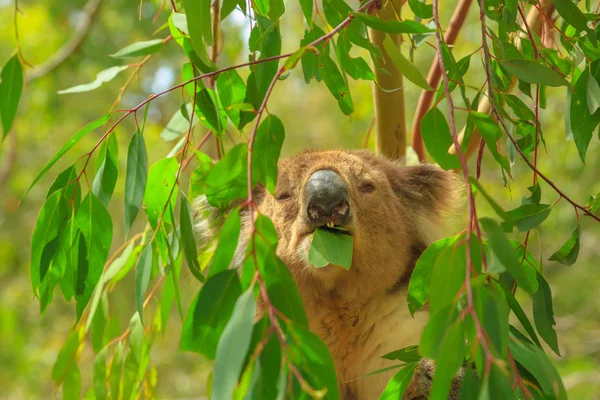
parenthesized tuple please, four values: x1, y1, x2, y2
(276, 193, 291, 201)
(360, 182, 375, 193)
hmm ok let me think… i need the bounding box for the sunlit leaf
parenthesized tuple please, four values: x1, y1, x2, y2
(93, 347, 107, 400)
(299, 0, 313, 26)
(0, 54, 23, 137)
(24, 114, 110, 198)
(352, 13, 434, 33)
(407, 0, 432, 19)
(420, 107, 461, 170)
(300, 26, 327, 83)
(201, 143, 248, 209)
(58, 66, 129, 94)
(63, 363, 81, 400)
(51, 328, 82, 385)
(209, 208, 241, 278)
(183, 0, 213, 49)
(30, 190, 68, 293)
(74, 193, 113, 319)
(109, 342, 123, 398)
(144, 158, 179, 229)
(382, 35, 432, 90)
(336, 33, 375, 81)
(110, 39, 164, 58)
(408, 235, 462, 315)
(252, 115, 285, 194)
(212, 288, 256, 400)
(180, 270, 242, 359)
(217, 70, 246, 127)
(253, 215, 308, 325)
(379, 363, 418, 400)
(381, 345, 422, 363)
(480, 218, 537, 294)
(160, 103, 200, 142)
(92, 134, 118, 207)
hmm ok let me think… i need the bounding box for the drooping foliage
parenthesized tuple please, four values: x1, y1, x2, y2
(3, 0, 600, 398)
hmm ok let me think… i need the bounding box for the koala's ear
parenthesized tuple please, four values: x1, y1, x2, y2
(386, 162, 461, 219)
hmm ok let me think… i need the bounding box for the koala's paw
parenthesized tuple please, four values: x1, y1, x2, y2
(402, 358, 464, 400)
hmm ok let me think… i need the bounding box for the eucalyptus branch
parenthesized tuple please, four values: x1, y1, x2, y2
(433, 0, 494, 374)
(476, 1, 600, 224)
(27, 0, 103, 81)
(411, 0, 473, 162)
(449, 0, 556, 159)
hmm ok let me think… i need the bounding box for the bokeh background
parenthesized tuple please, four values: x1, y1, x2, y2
(1, 0, 599, 398)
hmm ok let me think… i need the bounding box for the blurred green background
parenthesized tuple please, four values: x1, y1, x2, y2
(1, 0, 599, 398)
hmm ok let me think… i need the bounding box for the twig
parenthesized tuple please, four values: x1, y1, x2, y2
(27, 0, 103, 81)
(433, 0, 493, 374)
(448, 1, 556, 159)
(411, 0, 473, 162)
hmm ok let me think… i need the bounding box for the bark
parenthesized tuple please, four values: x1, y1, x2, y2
(369, 0, 406, 161)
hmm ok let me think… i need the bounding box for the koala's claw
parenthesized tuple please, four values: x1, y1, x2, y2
(402, 358, 464, 400)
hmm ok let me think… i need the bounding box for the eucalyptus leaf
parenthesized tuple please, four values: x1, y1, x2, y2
(0, 54, 23, 137)
(549, 226, 581, 266)
(308, 228, 354, 270)
(58, 66, 129, 94)
(110, 39, 164, 58)
(24, 115, 111, 198)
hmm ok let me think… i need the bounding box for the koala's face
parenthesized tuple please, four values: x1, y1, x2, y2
(254, 150, 456, 294)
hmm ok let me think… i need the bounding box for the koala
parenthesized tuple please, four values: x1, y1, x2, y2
(195, 150, 460, 399)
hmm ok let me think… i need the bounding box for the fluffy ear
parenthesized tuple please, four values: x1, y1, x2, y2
(385, 162, 462, 236)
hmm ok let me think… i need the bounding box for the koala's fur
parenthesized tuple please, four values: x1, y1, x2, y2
(194, 150, 461, 399)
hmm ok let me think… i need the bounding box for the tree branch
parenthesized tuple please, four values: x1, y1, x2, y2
(27, 0, 103, 82)
(448, 0, 555, 159)
(368, 0, 406, 161)
(411, 0, 473, 163)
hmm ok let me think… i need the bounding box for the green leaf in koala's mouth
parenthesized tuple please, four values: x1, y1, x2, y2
(308, 228, 354, 270)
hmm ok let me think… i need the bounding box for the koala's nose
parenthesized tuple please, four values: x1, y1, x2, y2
(304, 170, 350, 228)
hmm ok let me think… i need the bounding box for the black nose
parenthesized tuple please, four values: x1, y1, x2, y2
(304, 170, 350, 228)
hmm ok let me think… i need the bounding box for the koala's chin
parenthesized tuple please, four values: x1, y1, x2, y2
(195, 149, 462, 400)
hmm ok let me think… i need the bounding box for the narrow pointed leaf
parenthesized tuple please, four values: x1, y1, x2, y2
(383, 35, 432, 90)
(135, 244, 153, 321)
(0, 54, 23, 137)
(212, 288, 256, 400)
(548, 226, 581, 266)
(24, 114, 111, 198)
(58, 66, 129, 94)
(110, 39, 164, 58)
(124, 131, 148, 237)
